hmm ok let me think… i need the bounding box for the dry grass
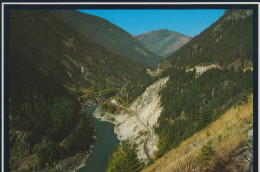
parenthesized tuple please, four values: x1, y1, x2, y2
(143, 94, 253, 172)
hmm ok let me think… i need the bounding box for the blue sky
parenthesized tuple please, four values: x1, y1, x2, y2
(78, 9, 225, 37)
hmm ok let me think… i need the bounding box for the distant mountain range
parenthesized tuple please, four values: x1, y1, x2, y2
(135, 29, 192, 58)
(51, 10, 164, 68)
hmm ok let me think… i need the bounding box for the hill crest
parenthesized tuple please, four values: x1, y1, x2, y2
(135, 29, 192, 58)
(52, 10, 164, 68)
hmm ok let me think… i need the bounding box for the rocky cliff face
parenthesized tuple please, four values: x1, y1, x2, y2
(94, 77, 169, 161)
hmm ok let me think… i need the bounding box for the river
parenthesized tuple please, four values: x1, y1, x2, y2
(77, 106, 119, 172)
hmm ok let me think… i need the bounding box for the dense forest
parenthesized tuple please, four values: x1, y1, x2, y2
(160, 10, 253, 70)
(116, 70, 158, 105)
(9, 54, 94, 169)
(9, 10, 144, 105)
(155, 67, 253, 156)
(102, 69, 158, 113)
(9, 10, 145, 171)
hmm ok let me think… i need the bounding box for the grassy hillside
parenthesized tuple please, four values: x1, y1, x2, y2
(9, 10, 144, 171)
(143, 94, 253, 172)
(159, 9, 253, 70)
(51, 10, 164, 68)
(135, 29, 191, 58)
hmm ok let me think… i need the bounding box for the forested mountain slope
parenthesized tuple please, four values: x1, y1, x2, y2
(135, 29, 191, 58)
(51, 10, 164, 68)
(159, 9, 253, 70)
(103, 9, 254, 171)
(143, 95, 253, 172)
(9, 10, 144, 171)
(152, 9, 254, 168)
(156, 67, 252, 156)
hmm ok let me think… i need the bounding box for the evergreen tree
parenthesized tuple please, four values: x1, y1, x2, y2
(107, 140, 143, 172)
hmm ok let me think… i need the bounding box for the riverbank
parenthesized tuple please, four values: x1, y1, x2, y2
(48, 105, 98, 172)
(93, 77, 169, 162)
(93, 104, 117, 125)
(93, 99, 155, 162)
(9, 113, 96, 172)
(52, 149, 92, 172)
(52, 107, 97, 172)
(77, 106, 120, 172)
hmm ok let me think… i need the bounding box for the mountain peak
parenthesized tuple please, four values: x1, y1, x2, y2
(135, 29, 192, 58)
(140, 29, 177, 36)
(157, 29, 171, 32)
(224, 9, 253, 21)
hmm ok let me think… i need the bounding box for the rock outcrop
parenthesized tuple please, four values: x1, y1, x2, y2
(93, 77, 169, 161)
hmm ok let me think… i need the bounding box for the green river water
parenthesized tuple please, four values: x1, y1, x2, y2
(77, 106, 119, 172)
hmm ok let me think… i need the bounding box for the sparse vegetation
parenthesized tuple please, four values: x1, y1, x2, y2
(135, 29, 192, 58)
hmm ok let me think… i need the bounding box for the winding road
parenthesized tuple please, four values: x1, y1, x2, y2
(111, 100, 151, 160)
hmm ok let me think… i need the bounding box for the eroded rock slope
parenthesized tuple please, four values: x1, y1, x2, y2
(94, 77, 169, 161)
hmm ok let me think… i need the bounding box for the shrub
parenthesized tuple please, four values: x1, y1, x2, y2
(195, 142, 214, 167)
(217, 135, 222, 142)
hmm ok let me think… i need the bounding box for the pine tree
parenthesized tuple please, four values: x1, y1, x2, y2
(107, 140, 143, 172)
